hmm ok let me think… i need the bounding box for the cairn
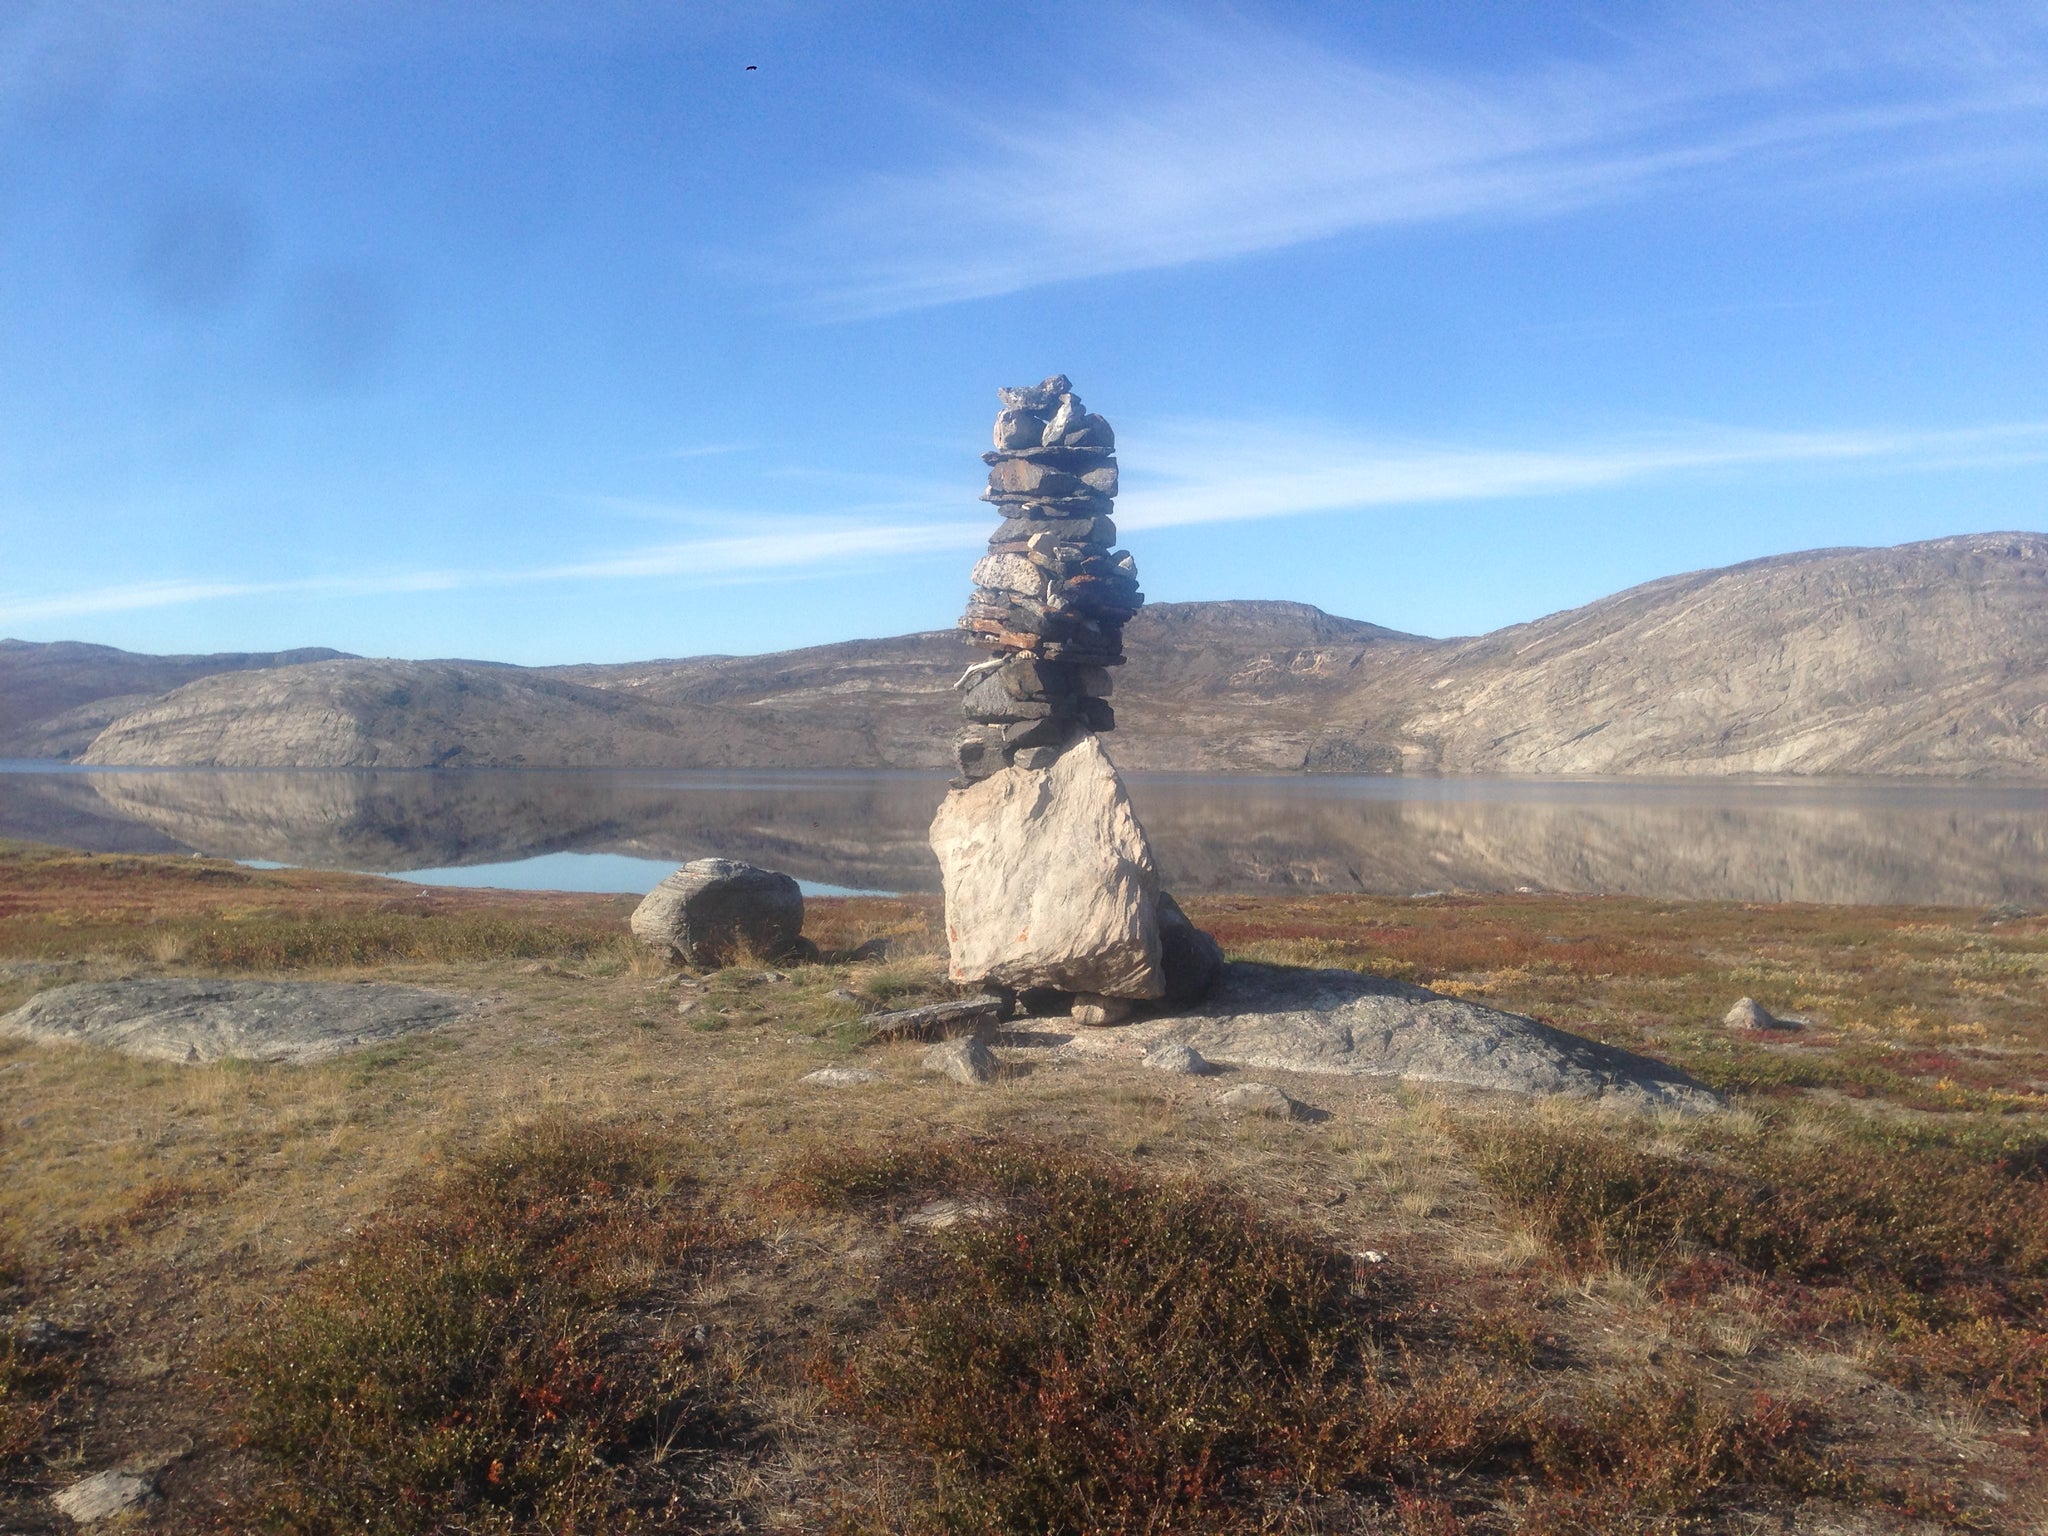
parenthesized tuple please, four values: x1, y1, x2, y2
(951, 375, 1141, 782)
(929, 378, 1223, 1024)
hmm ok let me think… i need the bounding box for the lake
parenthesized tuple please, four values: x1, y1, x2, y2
(2, 763, 2045, 907)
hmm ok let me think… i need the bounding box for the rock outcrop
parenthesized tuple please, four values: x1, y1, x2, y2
(1146, 963, 1720, 1114)
(923, 1033, 998, 1085)
(1216, 1081, 1317, 1120)
(629, 858, 805, 967)
(1142, 1041, 1215, 1076)
(52, 1469, 158, 1524)
(0, 639, 349, 760)
(1, 979, 472, 1064)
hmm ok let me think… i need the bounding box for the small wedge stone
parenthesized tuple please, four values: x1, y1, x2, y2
(923, 1034, 997, 1084)
(1216, 1082, 1311, 1120)
(1142, 1042, 1214, 1076)
(1723, 997, 1799, 1030)
(53, 1471, 156, 1524)
(1071, 993, 1132, 1026)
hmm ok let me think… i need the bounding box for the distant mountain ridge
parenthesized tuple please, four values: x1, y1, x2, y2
(8, 533, 2044, 777)
(0, 640, 353, 759)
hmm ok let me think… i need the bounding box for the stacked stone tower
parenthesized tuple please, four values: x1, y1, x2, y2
(952, 374, 1142, 783)
(930, 376, 1223, 1024)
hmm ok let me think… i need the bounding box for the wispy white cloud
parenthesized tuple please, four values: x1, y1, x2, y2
(1116, 418, 2048, 531)
(652, 442, 754, 461)
(0, 515, 989, 625)
(9, 414, 2044, 624)
(537, 519, 982, 581)
(0, 569, 476, 624)
(803, 2, 2048, 315)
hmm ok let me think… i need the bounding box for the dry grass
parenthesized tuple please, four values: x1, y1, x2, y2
(218, 1120, 736, 1533)
(1458, 1113, 2048, 1423)
(1, 1326, 76, 1490)
(0, 847, 2042, 1530)
(784, 1136, 1886, 1534)
(794, 1137, 1400, 1533)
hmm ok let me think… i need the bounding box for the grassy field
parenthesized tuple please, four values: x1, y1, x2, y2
(1, 839, 2045, 1532)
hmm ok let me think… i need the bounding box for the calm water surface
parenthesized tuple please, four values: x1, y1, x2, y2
(2, 763, 2044, 907)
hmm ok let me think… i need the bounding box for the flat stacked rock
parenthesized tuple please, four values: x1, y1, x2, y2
(953, 375, 1140, 781)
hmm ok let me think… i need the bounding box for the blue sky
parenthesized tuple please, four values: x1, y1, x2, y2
(3, 0, 2045, 664)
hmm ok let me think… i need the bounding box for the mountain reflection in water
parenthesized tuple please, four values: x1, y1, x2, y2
(1, 766, 2045, 907)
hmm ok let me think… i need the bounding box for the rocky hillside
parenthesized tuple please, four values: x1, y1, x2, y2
(39, 532, 2048, 777)
(0, 640, 350, 759)
(1395, 533, 2048, 775)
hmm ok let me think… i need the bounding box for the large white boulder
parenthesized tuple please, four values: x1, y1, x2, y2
(929, 734, 1163, 998)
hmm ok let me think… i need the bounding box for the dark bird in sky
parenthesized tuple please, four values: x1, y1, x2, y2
(745, 64, 757, 70)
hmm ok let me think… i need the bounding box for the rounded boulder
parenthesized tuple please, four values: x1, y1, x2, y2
(630, 858, 805, 968)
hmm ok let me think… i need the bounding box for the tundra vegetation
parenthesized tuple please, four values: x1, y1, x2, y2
(0, 839, 2044, 1531)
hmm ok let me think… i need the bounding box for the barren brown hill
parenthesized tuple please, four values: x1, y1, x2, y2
(52, 532, 2048, 776)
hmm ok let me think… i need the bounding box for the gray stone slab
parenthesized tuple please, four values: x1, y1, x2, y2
(1, 978, 474, 1065)
(53, 1469, 156, 1524)
(923, 1033, 998, 1085)
(860, 995, 1005, 1042)
(1150, 963, 1719, 1114)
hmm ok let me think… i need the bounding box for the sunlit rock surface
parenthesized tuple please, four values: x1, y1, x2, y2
(2, 979, 473, 1064)
(930, 735, 1163, 998)
(1140, 963, 1720, 1114)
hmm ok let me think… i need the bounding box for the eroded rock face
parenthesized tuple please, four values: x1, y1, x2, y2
(929, 734, 1163, 999)
(630, 858, 804, 967)
(0, 979, 470, 1065)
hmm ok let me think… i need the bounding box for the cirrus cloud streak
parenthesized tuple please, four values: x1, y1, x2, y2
(6, 415, 2044, 627)
(801, 2, 2048, 315)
